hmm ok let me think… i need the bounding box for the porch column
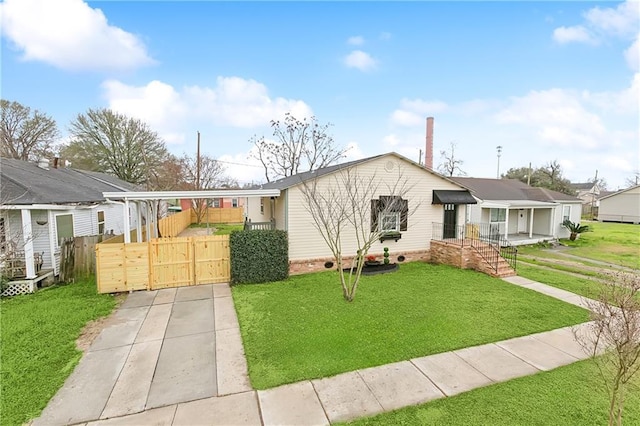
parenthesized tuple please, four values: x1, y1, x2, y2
(145, 202, 152, 242)
(136, 201, 143, 243)
(48, 210, 58, 276)
(504, 207, 510, 238)
(529, 208, 534, 238)
(550, 208, 555, 236)
(123, 200, 131, 243)
(21, 209, 36, 279)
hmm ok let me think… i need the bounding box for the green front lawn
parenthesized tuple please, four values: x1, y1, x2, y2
(344, 359, 640, 425)
(232, 262, 588, 389)
(189, 222, 244, 235)
(0, 279, 117, 426)
(517, 263, 602, 300)
(562, 221, 640, 269)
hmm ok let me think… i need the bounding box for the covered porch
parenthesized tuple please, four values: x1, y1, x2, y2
(474, 200, 558, 246)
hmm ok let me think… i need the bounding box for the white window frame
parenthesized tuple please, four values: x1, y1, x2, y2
(563, 205, 571, 222)
(232, 198, 238, 208)
(212, 198, 221, 208)
(379, 211, 400, 232)
(490, 208, 506, 222)
(97, 211, 105, 234)
(55, 213, 74, 247)
(260, 198, 264, 215)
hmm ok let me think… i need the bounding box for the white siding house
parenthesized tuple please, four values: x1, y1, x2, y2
(452, 177, 583, 245)
(1, 158, 140, 282)
(598, 185, 640, 224)
(246, 153, 475, 267)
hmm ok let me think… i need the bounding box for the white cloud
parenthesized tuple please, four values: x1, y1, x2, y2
(379, 32, 392, 41)
(390, 98, 448, 127)
(495, 88, 606, 149)
(344, 50, 377, 71)
(625, 33, 640, 71)
(552, 1, 639, 72)
(183, 77, 313, 127)
(584, 1, 639, 37)
(553, 26, 596, 44)
(347, 36, 365, 46)
(343, 141, 364, 161)
(217, 150, 266, 185)
(383, 134, 400, 147)
(0, 0, 154, 71)
(603, 155, 634, 172)
(102, 76, 313, 145)
(582, 72, 640, 113)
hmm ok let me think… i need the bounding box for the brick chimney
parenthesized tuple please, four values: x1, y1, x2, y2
(425, 117, 434, 169)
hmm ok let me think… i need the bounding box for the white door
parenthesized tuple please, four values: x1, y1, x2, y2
(517, 209, 527, 233)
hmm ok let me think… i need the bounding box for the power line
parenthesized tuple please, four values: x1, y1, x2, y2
(212, 158, 263, 168)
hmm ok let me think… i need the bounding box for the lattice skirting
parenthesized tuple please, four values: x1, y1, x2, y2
(1, 281, 37, 297)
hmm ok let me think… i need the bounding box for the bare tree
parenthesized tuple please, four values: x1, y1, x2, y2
(250, 113, 349, 182)
(62, 109, 169, 186)
(180, 154, 230, 224)
(437, 142, 466, 177)
(574, 271, 640, 426)
(299, 164, 417, 302)
(1, 100, 58, 161)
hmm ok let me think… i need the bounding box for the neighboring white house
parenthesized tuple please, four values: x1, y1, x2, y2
(598, 185, 640, 224)
(451, 177, 583, 245)
(245, 152, 477, 271)
(1, 158, 140, 283)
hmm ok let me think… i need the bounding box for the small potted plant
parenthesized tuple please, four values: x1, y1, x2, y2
(364, 254, 380, 266)
(383, 247, 390, 265)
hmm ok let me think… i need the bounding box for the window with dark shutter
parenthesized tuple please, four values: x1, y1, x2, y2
(370, 196, 408, 232)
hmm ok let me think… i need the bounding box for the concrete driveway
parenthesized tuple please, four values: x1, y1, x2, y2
(34, 284, 255, 425)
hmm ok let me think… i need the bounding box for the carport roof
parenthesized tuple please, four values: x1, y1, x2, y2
(102, 189, 280, 201)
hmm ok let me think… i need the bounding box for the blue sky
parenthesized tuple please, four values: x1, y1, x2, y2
(2, 0, 638, 189)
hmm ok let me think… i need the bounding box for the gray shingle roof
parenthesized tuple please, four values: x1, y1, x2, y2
(1, 158, 139, 205)
(450, 177, 581, 202)
(254, 154, 386, 190)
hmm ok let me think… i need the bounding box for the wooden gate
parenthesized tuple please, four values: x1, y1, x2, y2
(96, 235, 230, 293)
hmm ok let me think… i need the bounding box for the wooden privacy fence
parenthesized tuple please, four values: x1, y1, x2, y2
(191, 207, 243, 224)
(96, 235, 230, 293)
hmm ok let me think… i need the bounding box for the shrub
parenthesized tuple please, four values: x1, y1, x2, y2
(230, 229, 289, 284)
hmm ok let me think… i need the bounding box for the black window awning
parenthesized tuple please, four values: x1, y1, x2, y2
(432, 190, 477, 205)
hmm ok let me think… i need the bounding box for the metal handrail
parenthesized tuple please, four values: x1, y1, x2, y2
(431, 222, 517, 273)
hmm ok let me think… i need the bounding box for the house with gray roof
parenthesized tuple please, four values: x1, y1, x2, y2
(450, 177, 582, 245)
(1, 157, 139, 290)
(597, 184, 640, 224)
(245, 152, 477, 273)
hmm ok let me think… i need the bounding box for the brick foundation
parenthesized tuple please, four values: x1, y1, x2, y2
(289, 249, 431, 275)
(429, 240, 515, 278)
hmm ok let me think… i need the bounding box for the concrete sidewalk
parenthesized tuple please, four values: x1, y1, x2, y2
(33, 284, 251, 426)
(34, 276, 600, 426)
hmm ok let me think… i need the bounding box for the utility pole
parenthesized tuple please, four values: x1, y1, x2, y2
(196, 131, 201, 191)
(527, 162, 532, 186)
(418, 149, 423, 166)
(591, 169, 598, 220)
(496, 146, 503, 179)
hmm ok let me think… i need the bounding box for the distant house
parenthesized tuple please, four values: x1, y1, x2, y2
(0, 158, 139, 288)
(597, 185, 640, 224)
(179, 197, 245, 212)
(450, 178, 583, 245)
(245, 152, 477, 273)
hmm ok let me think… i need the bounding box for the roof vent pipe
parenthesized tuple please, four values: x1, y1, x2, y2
(37, 158, 49, 170)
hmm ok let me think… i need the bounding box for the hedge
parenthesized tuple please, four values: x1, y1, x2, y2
(230, 229, 289, 284)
